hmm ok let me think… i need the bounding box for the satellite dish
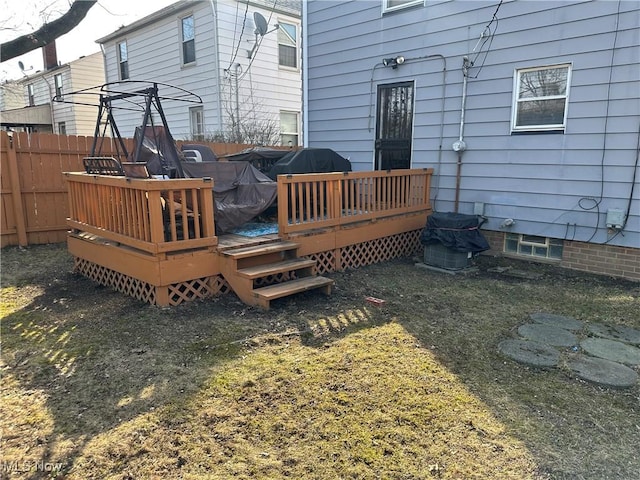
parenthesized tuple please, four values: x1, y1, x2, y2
(254, 12, 268, 36)
(18, 61, 25, 71)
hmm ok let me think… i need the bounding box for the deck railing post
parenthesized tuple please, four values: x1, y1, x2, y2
(277, 176, 290, 235)
(147, 190, 165, 250)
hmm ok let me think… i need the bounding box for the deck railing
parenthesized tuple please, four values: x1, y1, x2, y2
(276, 169, 433, 234)
(64, 173, 217, 254)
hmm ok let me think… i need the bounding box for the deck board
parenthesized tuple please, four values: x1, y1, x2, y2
(217, 233, 280, 251)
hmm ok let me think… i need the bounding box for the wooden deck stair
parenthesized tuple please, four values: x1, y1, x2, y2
(218, 240, 334, 309)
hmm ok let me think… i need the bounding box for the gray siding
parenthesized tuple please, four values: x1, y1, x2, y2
(305, 0, 639, 248)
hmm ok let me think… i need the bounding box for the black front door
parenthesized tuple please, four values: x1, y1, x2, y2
(375, 81, 414, 170)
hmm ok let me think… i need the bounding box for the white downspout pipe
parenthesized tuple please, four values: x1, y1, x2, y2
(209, 0, 224, 133)
(302, 0, 308, 147)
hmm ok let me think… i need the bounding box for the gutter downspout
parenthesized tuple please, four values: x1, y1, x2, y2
(41, 74, 56, 133)
(209, 0, 224, 133)
(234, 63, 241, 140)
(302, 0, 308, 147)
(453, 56, 471, 213)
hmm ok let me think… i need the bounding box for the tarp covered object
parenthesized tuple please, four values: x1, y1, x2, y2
(222, 147, 290, 173)
(131, 126, 184, 177)
(181, 161, 277, 234)
(420, 212, 490, 253)
(267, 148, 351, 180)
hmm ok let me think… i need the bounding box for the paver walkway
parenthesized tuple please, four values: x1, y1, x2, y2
(499, 313, 640, 388)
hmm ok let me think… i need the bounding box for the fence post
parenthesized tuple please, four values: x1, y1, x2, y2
(6, 133, 28, 246)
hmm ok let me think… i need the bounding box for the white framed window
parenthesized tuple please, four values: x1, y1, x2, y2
(190, 106, 204, 140)
(54, 74, 63, 99)
(505, 234, 563, 260)
(181, 15, 196, 65)
(278, 22, 297, 69)
(512, 64, 571, 132)
(118, 41, 129, 80)
(27, 84, 35, 106)
(383, 0, 424, 13)
(280, 111, 299, 146)
(58, 122, 66, 135)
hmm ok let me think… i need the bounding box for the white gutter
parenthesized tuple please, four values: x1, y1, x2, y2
(209, 0, 224, 132)
(302, 0, 308, 147)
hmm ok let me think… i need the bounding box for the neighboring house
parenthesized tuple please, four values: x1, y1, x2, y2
(0, 81, 23, 111)
(303, 0, 640, 280)
(0, 45, 105, 135)
(96, 0, 302, 146)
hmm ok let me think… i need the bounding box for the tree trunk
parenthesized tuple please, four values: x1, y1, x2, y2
(1, 1, 98, 62)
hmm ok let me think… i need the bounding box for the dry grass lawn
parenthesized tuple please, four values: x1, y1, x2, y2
(1, 243, 639, 479)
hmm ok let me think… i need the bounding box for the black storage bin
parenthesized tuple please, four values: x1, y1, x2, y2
(420, 212, 489, 270)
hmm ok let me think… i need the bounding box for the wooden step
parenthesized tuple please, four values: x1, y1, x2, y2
(237, 258, 316, 280)
(253, 276, 334, 303)
(222, 241, 299, 260)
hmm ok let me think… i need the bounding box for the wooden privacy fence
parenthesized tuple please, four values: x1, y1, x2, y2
(277, 169, 433, 235)
(0, 131, 272, 248)
(0, 132, 127, 247)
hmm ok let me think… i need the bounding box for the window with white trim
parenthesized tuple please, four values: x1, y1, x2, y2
(118, 41, 129, 80)
(383, 0, 424, 13)
(190, 106, 204, 141)
(58, 122, 66, 135)
(512, 64, 571, 132)
(181, 15, 196, 65)
(505, 234, 563, 260)
(280, 111, 299, 146)
(27, 84, 35, 106)
(278, 23, 297, 69)
(54, 73, 63, 99)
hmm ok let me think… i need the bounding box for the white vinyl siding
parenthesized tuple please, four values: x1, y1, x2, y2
(96, 1, 301, 142)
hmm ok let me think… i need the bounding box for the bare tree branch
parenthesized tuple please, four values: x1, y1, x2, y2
(1, 0, 97, 62)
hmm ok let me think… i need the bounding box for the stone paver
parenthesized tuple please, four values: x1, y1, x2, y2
(529, 312, 584, 331)
(586, 323, 640, 345)
(498, 339, 560, 368)
(499, 312, 640, 388)
(517, 323, 578, 347)
(580, 337, 640, 366)
(567, 355, 638, 389)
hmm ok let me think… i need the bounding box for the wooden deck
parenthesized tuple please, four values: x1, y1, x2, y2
(65, 168, 433, 308)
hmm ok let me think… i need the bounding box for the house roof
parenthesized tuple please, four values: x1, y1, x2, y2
(96, 0, 301, 45)
(96, 1, 194, 44)
(14, 52, 103, 84)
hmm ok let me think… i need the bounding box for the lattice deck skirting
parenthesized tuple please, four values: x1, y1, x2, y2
(73, 257, 228, 306)
(309, 229, 423, 274)
(72, 229, 423, 306)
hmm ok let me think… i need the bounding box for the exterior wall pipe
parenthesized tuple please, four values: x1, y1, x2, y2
(454, 56, 471, 213)
(209, 0, 224, 132)
(302, 0, 308, 146)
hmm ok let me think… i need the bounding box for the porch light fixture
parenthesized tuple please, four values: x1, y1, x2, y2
(382, 56, 405, 69)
